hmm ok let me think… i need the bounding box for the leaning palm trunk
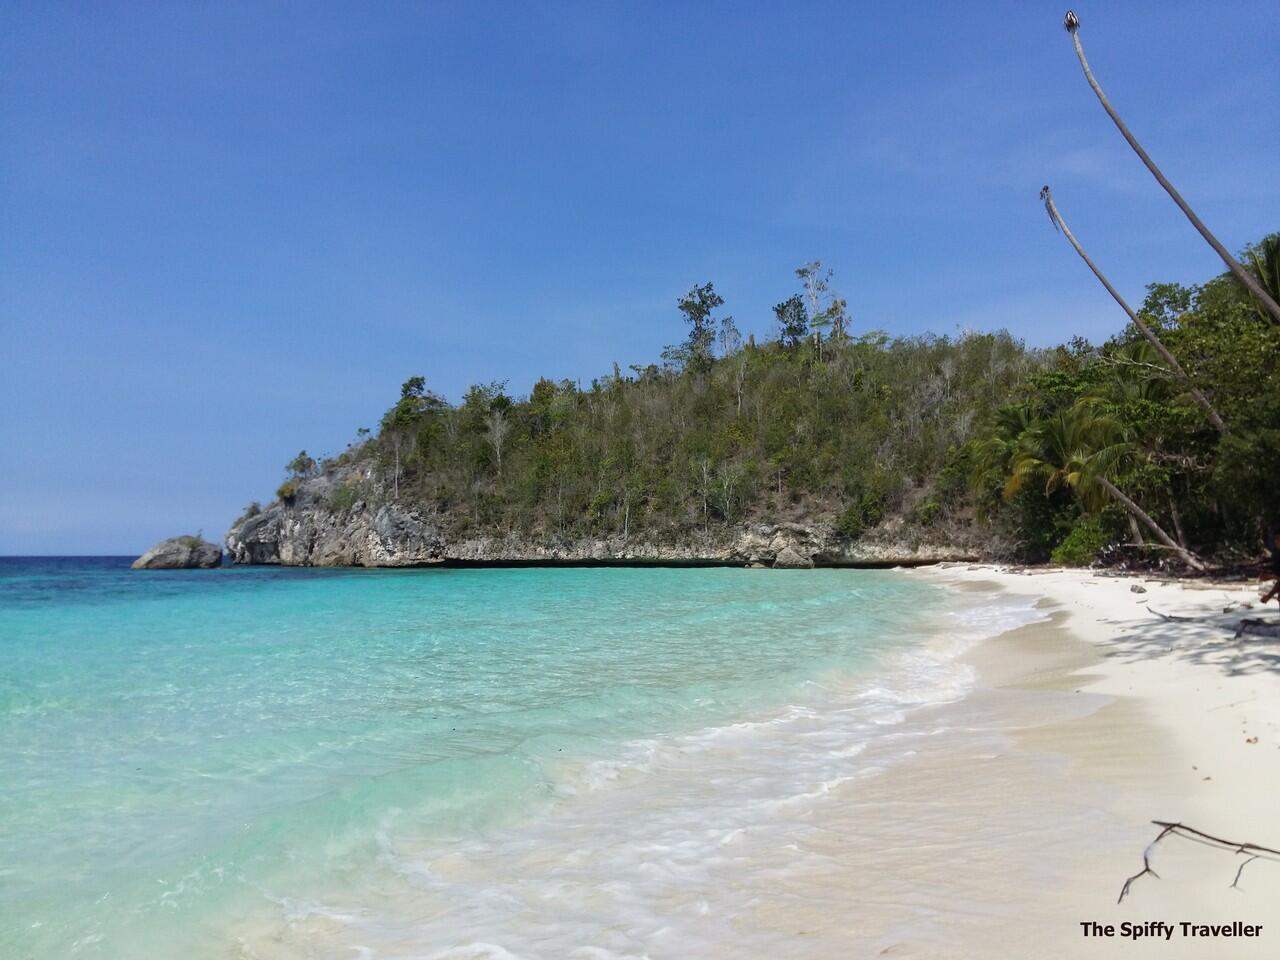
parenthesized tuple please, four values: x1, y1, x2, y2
(1096, 475, 1206, 571)
(1062, 11, 1280, 325)
(1040, 186, 1227, 435)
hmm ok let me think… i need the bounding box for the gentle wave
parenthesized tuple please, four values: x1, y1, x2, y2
(0, 561, 1041, 959)
(228, 591, 1043, 960)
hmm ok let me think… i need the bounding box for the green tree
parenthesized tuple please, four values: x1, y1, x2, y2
(1005, 402, 1204, 570)
(379, 377, 448, 499)
(286, 450, 317, 478)
(675, 282, 724, 373)
(774, 295, 808, 348)
(1245, 235, 1280, 322)
(797, 261, 831, 350)
(717, 314, 743, 357)
(969, 403, 1034, 516)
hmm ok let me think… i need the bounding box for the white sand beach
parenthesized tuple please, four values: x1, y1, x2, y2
(879, 565, 1280, 958)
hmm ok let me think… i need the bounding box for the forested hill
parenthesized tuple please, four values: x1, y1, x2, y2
(230, 239, 1279, 569)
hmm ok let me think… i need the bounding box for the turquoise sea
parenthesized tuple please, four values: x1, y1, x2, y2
(0, 558, 1035, 959)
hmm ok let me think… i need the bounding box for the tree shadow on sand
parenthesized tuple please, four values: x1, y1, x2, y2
(1090, 595, 1280, 678)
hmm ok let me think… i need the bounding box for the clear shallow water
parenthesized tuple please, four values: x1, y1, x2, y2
(0, 558, 1036, 959)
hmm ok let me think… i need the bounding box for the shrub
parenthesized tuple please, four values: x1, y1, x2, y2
(835, 472, 889, 539)
(910, 496, 942, 527)
(277, 479, 299, 503)
(330, 483, 360, 513)
(934, 445, 970, 500)
(286, 450, 317, 478)
(587, 490, 612, 523)
(234, 501, 262, 525)
(1050, 516, 1113, 567)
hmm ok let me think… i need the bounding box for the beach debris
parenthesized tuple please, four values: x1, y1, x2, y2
(1130, 584, 1147, 593)
(1232, 856, 1261, 889)
(1118, 821, 1280, 903)
(1148, 607, 1203, 622)
(1234, 619, 1280, 640)
(1246, 736, 1258, 744)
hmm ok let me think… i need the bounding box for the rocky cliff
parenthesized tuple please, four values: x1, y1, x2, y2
(225, 472, 978, 569)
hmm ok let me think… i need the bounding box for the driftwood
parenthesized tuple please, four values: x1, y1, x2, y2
(1119, 821, 1280, 903)
(1148, 607, 1206, 623)
(1234, 618, 1280, 640)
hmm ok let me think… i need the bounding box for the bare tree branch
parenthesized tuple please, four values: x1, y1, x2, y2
(1232, 856, 1260, 890)
(1119, 821, 1280, 902)
(1148, 607, 1208, 622)
(1062, 12, 1280, 325)
(1119, 823, 1176, 903)
(1092, 354, 1177, 377)
(1038, 186, 1227, 438)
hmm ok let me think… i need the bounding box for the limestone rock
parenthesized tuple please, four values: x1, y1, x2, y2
(132, 536, 222, 570)
(772, 546, 814, 569)
(223, 464, 983, 569)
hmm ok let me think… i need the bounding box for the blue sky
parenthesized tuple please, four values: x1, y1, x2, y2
(2, 1, 1276, 555)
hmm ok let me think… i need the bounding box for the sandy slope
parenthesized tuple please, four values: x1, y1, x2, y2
(901, 565, 1280, 958)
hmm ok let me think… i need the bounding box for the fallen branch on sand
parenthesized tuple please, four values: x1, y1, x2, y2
(1119, 821, 1280, 902)
(1234, 619, 1280, 640)
(1148, 608, 1207, 623)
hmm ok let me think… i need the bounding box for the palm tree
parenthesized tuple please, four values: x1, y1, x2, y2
(1087, 341, 1195, 548)
(1061, 11, 1280, 326)
(969, 403, 1034, 507)
(1039, 185, 1226, 435)
(1092, 340, 1171, 403)
(1005, 402, 1206, 571)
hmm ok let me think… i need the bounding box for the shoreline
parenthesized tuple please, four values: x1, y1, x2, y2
(10, 561, 1280, 958)
(235, 564, 1280, 959)
(178, 565, 1280, 959)
(891, 564, 1280, 957)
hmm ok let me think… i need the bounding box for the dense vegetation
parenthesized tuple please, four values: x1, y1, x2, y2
(273, 238, 1278, 568)
(970, 234, 1280, 568)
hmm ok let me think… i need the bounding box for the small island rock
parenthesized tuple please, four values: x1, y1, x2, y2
(132, 536, 223, 570)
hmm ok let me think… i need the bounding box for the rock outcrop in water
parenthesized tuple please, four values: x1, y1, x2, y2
(132, 536, 223, 569)
(224, 471, 976, 568)
(771, 545, 815, 569)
